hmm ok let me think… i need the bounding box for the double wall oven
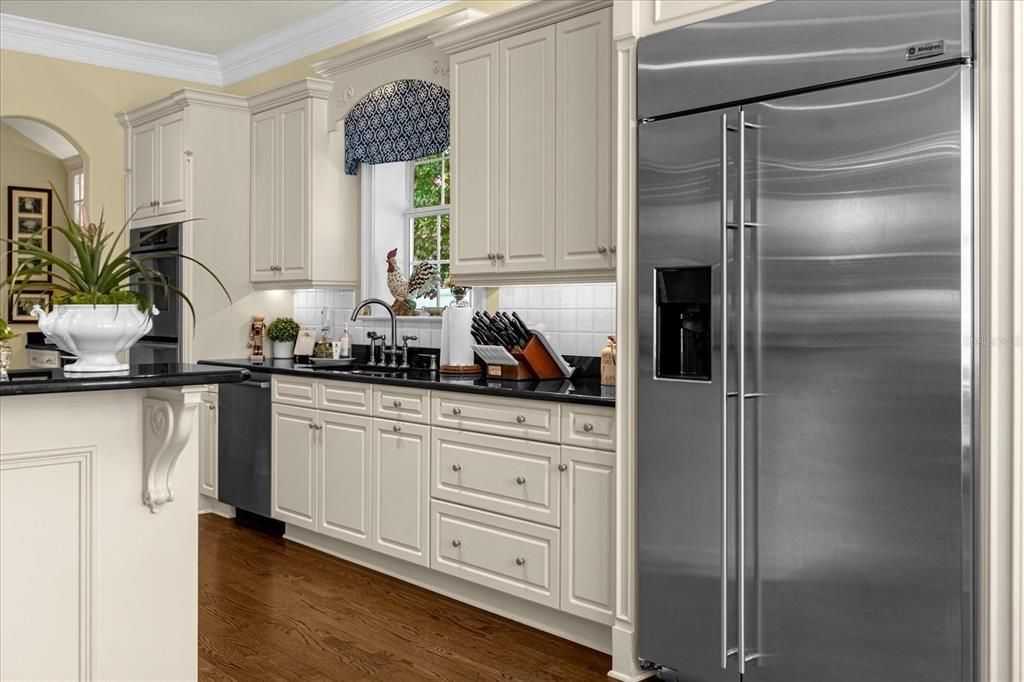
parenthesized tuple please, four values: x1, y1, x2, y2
(129, 223, 181, 365)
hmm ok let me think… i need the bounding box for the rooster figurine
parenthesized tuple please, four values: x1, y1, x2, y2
(386, 248, 439, 316)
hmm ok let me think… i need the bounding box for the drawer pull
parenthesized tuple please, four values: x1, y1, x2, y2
(451, 539, 462, 548)
(558, 463, 568, 472)
(208, 404, 215, 411)
(516, 415, 526, 424)
(308, 421, 316, 429)
(393, 399, 402, 408)
(392, 423, 402, 433)
(515, 476, 526, 485)
(583, 422, 594, 432)
(452, 463, 462, 472)
(515, 557, 526, 566)
(452, 407, 462, 416)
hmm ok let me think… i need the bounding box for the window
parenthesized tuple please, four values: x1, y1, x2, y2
(407, 150, 462, 308)
(68, 165, 85, 225)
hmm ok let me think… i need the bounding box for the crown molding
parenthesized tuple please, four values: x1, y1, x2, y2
(1, 1, 456, 87)
(430, 0, 611, 54)
(218, 0, 454, 85)
(247, 78, 333, 114)
(0, 12, 222, 85)
(116, 88, 249, 128)
(313, 8, 484, 78)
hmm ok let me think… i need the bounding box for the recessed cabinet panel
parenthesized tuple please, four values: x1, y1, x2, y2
(319, 412, 372, 547)
(271, 404, 317, 529)
(250, 112, 278, 282)
(199, 392, 218, 498)
(277, 103, 310, 280)
(156, 113, 186, 215)
(372, 419, 430, 566)
(450, 44, 499, 276)
(130, 122, 157, 219)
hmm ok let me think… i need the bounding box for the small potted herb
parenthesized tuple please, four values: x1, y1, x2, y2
(0, 317, 19, 380)
(267, 317, 300, 359)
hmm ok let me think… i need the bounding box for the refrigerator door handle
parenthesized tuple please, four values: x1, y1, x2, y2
(737, 107, 747, 676)
(719, 112, 730, 671)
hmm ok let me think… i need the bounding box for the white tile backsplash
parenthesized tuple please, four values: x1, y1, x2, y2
(292, 288, 447, 348)
(497, 283, 616, 356)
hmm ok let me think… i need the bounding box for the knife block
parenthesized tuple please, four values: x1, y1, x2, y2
(515, 335, 566, 381)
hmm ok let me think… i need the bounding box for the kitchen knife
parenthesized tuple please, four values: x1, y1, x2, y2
(511, 312, 532, 344)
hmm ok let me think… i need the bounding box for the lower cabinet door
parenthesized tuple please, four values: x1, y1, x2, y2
(318, 412, 372, 547)
(560, 445, 615, 624)
(198, 392, 218, 498)
(371, 418, 430, 566)
(271, 404, 318, 529)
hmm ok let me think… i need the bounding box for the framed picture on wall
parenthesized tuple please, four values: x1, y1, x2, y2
(9, 289, 51, 323)
(7, 186, 53, 284)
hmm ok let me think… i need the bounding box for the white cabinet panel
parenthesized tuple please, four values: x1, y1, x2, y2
(560, 445, 615, 624)
(371, 419, 430, 566)
(431, 499, 560, 608)
(497, 26, 556, 273)
(250, 111, 278, 282)
(130, 122, 157, 220)
(373, 385, 429, 424)
(450, 43, 499, 276)
(272, 375, 317, 408)
(432, 391, 560, 443)
(319, 380, 372, 415)
(156, 112, 186, 215)
(556, 8, 613, 271)
(319, 412, 372, 547)
(277, 102, 310, 281)
(199, 392, 218, 498)
(272, 404, 317, 529)
(561, 403, 616, 452)
(431, 427, 560, 526)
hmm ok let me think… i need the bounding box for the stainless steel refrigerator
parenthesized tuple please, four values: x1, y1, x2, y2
(636, 2, 974, 681)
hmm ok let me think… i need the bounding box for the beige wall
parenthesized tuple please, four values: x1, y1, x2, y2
(0, 122, 70, 367)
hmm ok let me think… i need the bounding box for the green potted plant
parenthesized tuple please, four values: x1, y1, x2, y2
(0, 317, 19, 379)
(267, 317, 300, 359)
(2, 182, 229, 372)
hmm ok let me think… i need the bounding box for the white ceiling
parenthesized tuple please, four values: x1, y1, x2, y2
(2, 117, 79, 159)
(0, 0, 454, 85)
(0, 1, 342, 54)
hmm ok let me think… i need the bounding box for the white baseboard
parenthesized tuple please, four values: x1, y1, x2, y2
(198, 495, 235, 518)
(284, 524, 612, 655)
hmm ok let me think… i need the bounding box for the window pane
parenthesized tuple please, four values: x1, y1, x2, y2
(413, 160, 443, 208)
(412, 216, 438, 260)
(439, 213, 450, 259)
(442, 158, 450, 205)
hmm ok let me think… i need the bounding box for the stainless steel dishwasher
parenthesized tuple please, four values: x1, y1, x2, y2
(217, 373, 272, 517)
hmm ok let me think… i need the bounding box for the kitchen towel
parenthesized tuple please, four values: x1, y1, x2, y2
(441, 306, 474, 367)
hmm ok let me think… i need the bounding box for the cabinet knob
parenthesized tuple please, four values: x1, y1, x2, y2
(393, 399, 402, 408)
(496, 252, 505, 260)
(516, 476, 526, 485)
(609, 244, 617, 253)
(516, 414, 526, 424)
(558, 463, 568, 472)
(392, 423, 401, 433)
(452, 407, 462, 416)
(487, 253, 496, 260)
(515, 557, 526, 566)
(451, 539, 462, 548)
(583, 422, 594, 432)
(452, 463, 462, 472)
(597, 245, 608, 254)
(208, 404, 215, 410)
(315, 423, 323, 430)
(308, 421, 316, 429)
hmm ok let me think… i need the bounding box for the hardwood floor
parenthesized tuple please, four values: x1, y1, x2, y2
(199, 514, 611, 681)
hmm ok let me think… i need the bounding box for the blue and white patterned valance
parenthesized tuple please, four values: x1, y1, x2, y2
(344, 79, 450, 175)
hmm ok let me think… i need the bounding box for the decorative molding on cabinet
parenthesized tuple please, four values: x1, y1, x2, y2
(247, 78, 334, 114)
(313, 8, 484, 77)
(431, 0, 612, 54)
(116, 89, 249, 129)
(142, 387, 206, 513)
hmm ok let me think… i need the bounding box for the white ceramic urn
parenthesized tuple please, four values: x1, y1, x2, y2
(32, 304, 155, 372)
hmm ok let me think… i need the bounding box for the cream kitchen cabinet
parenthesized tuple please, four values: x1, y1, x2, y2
(318, 411, 373, 547)
(371, 418, 430, 566)
(559, 444, 615, 624)
(271, 403, 318, 530)
(125, 112, 187, 221)
(439, 5, 614, 284)
(248, 78, 357, 288)
(198, 390, 219, 499)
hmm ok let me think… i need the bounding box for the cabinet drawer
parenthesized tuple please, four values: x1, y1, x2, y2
(431, 500, 559, 608)
(319, 380, 372, 415)
(373, 385, 429, 424)
(432, 392, 560, 442)
(26, 349, 60, 369)
(561, 404, 615, 451)
(272, 376, 317, 407)
(431, 427, 559, 525)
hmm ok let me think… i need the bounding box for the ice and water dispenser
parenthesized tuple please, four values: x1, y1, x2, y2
(655, 267, 711, 381)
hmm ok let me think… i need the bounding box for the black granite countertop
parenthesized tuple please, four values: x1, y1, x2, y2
(0, 363, 250, 397)
(200, 358, 615, 407)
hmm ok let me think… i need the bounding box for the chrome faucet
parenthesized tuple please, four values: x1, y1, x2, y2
(351, 298, 398, 369)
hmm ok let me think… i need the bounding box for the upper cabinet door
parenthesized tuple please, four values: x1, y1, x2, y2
(130, 121, 157, 220)
(555, 9, 613, 272)
(277, 102, 310, 281)
(156, 112, 186, 216)
(450, 43, 500, 276)
(250, 111, 278, 282)
(497, 25, 556, 274)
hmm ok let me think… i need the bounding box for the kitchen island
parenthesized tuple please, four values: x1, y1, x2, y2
(0, 363, 248, 680)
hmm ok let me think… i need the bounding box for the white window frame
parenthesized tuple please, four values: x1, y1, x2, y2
(64, 156, 85, 224)
(404, 151, 461, 309)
